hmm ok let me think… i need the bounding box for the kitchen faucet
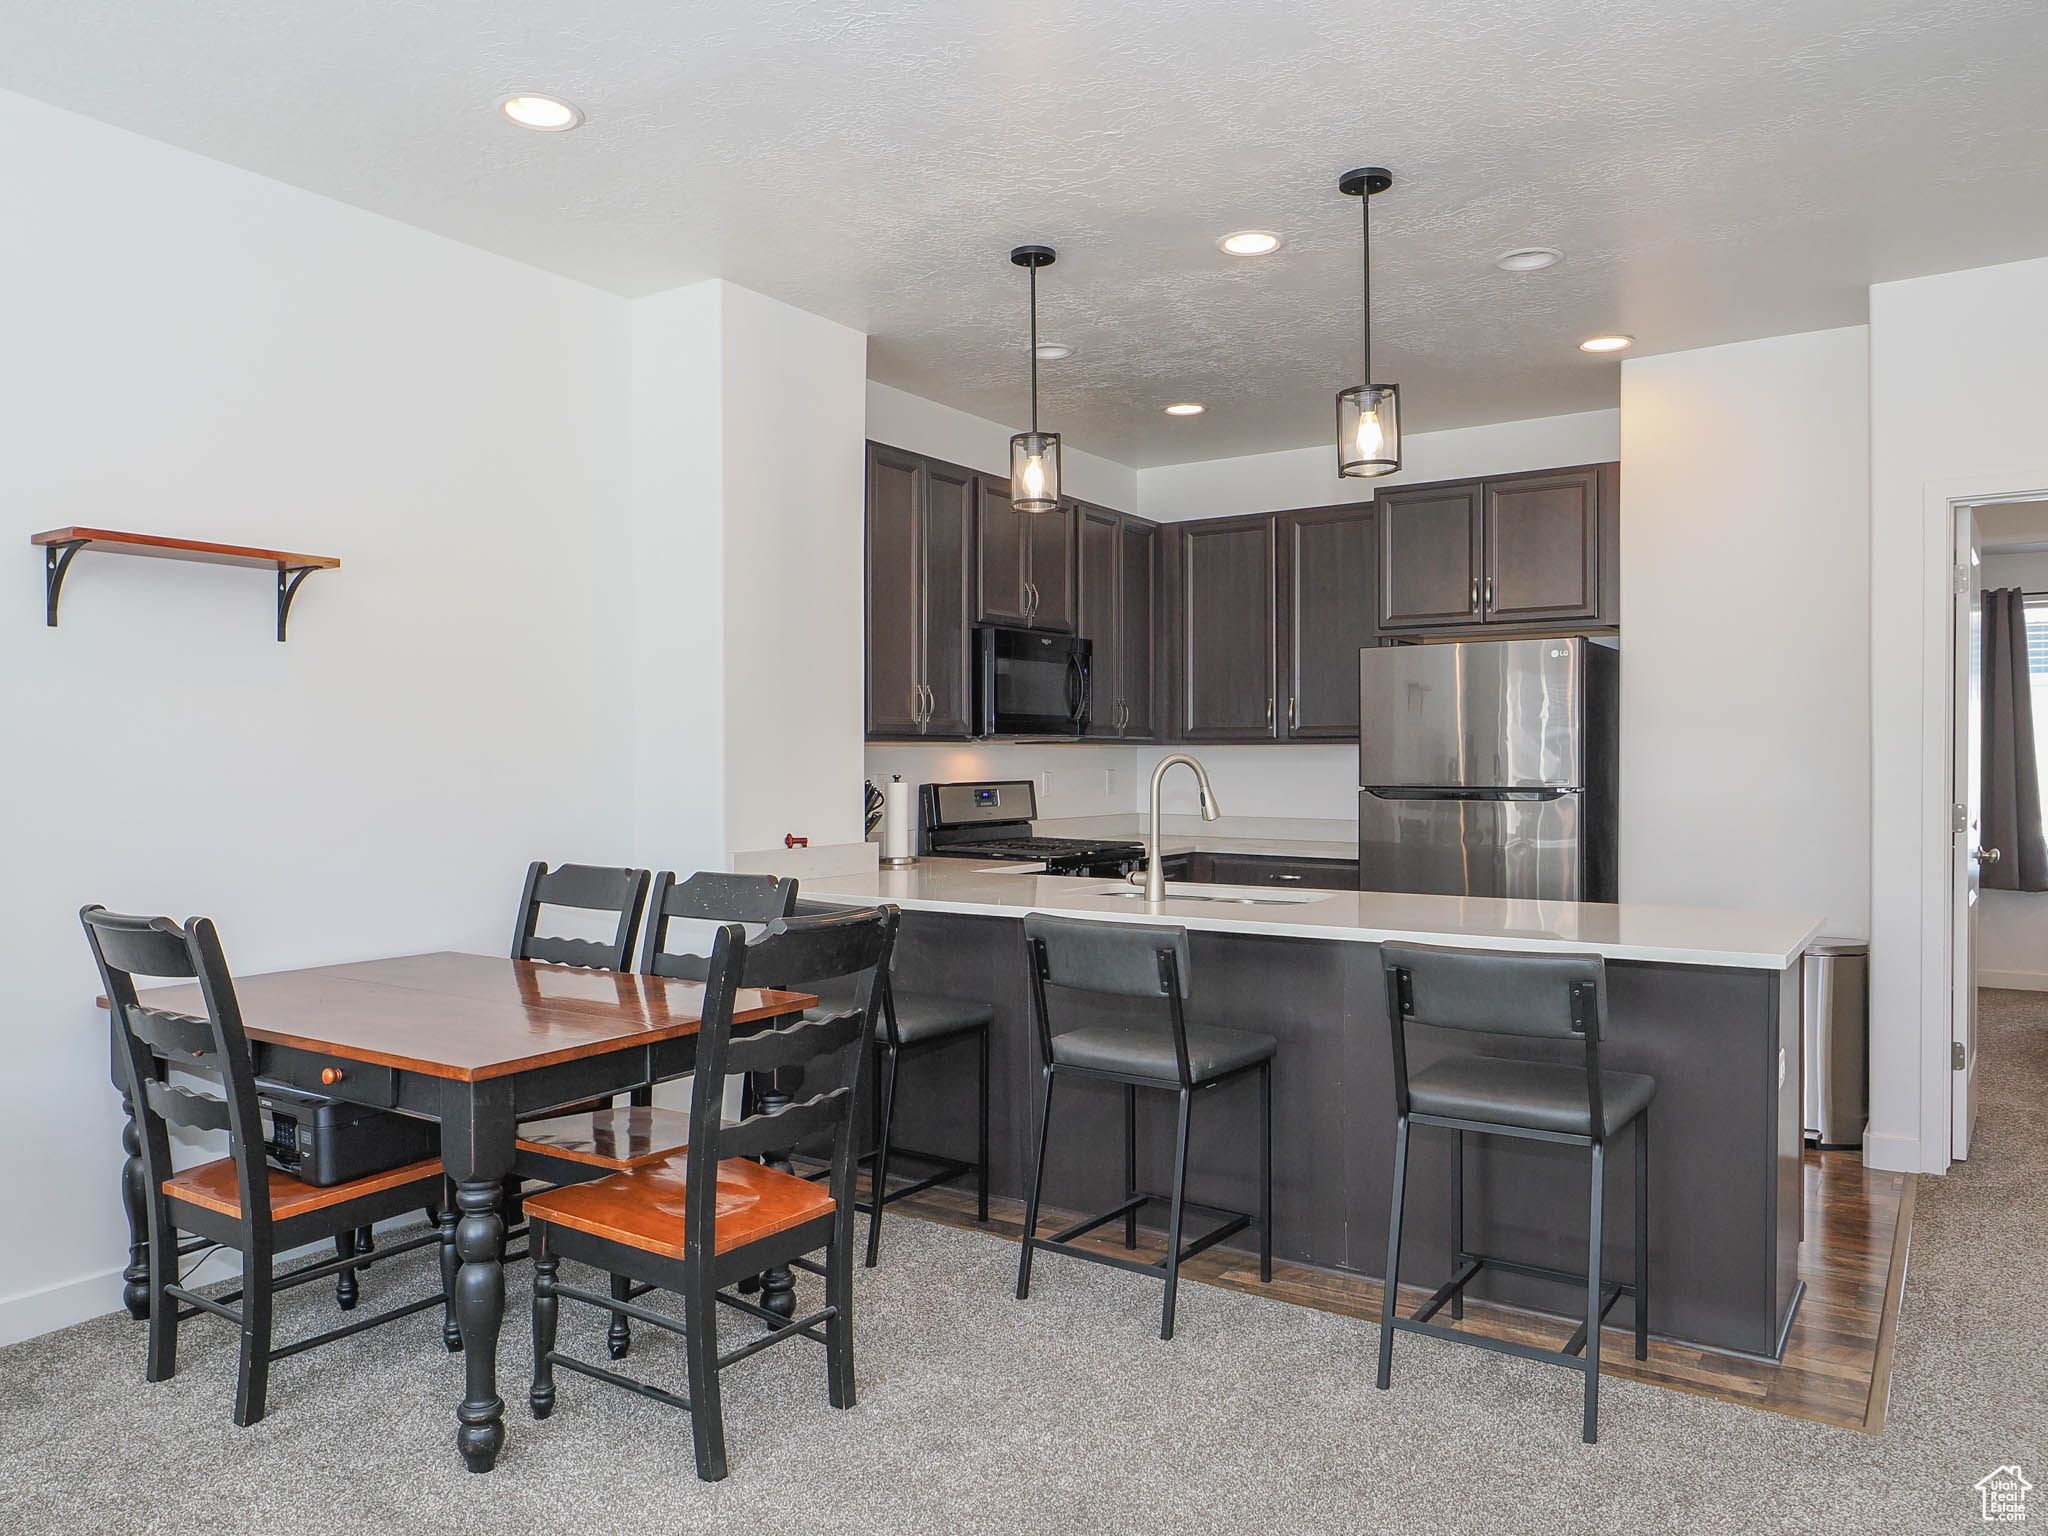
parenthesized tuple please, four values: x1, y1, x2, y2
(1129, 753, 1221, 902)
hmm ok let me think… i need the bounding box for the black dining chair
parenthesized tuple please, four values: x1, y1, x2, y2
(524, 905, 899, 1482)
(515, 869, 798, 1357)
(511, 860, 653, 973)
(82, 906, 447, 1425)
(1375, 941, 1654, 1444)
(1015, 914, 1275, 1339)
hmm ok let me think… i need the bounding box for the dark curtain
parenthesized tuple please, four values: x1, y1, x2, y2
(1981, 586, 2048, 891)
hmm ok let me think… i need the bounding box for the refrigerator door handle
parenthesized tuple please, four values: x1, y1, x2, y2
(1361, 785, 1580, 802)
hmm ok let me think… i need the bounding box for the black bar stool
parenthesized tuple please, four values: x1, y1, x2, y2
(1016, 914, 1274, 1339)
(858, 977, 991, 1267)
(1375, 941, 1653, 1444)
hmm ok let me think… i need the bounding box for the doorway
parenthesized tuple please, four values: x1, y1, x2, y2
(1948, 495, 2048, 1159)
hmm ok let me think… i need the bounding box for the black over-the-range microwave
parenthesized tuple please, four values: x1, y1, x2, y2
(972, 625, 1091, 737)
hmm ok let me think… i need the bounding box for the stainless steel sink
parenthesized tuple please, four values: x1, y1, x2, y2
(1082, 883, 1328, 907)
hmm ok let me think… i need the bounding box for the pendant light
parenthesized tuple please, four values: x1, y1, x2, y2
(1336, 167, 1400, 478)
(1009, 245, 1062, 513)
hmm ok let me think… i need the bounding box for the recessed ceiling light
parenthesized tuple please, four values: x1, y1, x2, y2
(499, 94, 584, 131)
(1496, 247, 1563, 272)
(1164, 402, 1205, 416)
(1579, 334, 1634, 353)
(1219, 230, 1283, 256)
(1034, 341, 1075, 362)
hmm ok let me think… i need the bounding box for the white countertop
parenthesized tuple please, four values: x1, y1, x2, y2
(803, 861, 1823, 970)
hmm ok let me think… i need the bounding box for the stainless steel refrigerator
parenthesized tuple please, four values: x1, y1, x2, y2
(1358, 637, 1618, 901)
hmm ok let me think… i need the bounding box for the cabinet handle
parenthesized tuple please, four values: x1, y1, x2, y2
(321, 1066, 344, 1086)
(1470, 576, 1480, 612)
(923, 684, 935, 723)
(1266, 697, 1274, 729)
(1289, 695, 1299, 730)
(1484, 575, 1495, 612)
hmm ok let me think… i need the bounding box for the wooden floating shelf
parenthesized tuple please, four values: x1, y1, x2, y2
(30, 527, 340, 641)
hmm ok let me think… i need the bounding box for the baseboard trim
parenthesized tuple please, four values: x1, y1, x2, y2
(1864, 1128, 1945, 1175)
(1977, 969, 2048, 992)
(0, 1266, 129, 1348)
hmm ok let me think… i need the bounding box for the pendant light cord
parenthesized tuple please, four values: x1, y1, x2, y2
(1028, 263, 1040, 435)
(1360, 186, 1372, 383)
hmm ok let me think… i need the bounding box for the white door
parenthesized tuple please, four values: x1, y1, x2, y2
(1952, 506, 1983, 1159)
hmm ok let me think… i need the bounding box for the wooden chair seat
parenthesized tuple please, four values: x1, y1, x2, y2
(522, 1155, 834, 1261)
(164, 1157, 443, 1221)
(516, 1106, 692, 1172)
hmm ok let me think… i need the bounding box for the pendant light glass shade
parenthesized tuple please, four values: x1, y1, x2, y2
(1336, 383, 1400, 478)
(1009, 430, 1062, 513)
(1336, 167, 1401, 478)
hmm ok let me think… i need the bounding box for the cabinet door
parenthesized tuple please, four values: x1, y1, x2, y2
(1118, 517, 1159, 740)
(1026, 503, 1077, 632)
(1279, 504, 1376, 740)
(974, 479, 1030, 627)
(1075, 506, 1121, 736)
(1377, 481, 1483, 629)
(1483, 467, 1600, 624)
(921, 462, 978, 737)
(1177, 515, 1278, 739)
(865, 445, 925, 736)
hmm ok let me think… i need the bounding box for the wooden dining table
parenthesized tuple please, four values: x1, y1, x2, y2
(112, 950, 817, 1473)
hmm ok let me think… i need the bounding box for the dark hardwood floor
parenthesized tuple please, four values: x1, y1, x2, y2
(878, 1146, 1912, 1433)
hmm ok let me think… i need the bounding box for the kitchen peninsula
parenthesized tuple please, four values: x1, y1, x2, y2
(803, 862, 1821, 1359)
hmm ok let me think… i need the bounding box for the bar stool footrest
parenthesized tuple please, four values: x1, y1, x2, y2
(1031, 1191, 1253, 1277)
(1394, 1250, 1637, 1361)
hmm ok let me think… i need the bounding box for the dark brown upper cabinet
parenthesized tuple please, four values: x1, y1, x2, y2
(865, 442, 974, 739)
(1173, 514, 1278, 740)
(1483, 466, 1604, 624)
(1076, 504, 1158, 739)
(1277, 503, 1377, 739)
(1377, 463, 1617, 635)
(1376, 481, 1484, 629)
(975, 482, 1075, 633)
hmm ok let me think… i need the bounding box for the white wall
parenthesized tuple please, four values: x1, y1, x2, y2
(633, 282, 870, 873)
(630, 284, 727, 878)
(719, 286, 869, 857)
(1869, 254, 2048, 1173)
(1618, 328, 1871, 941)
(1135, 410, 1620, 522)
(0, 90, 635, 1340)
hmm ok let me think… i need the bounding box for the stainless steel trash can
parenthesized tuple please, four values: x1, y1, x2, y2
(1802, 939, 1870, 1150)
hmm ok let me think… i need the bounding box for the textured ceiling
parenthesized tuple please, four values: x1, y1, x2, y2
(4, 0, 2047, 466)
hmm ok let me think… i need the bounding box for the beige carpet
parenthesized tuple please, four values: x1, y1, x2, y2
(3, 993, 2044, 1534)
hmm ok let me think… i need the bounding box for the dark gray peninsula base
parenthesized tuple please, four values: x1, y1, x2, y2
(807, 901, 1807, 1360)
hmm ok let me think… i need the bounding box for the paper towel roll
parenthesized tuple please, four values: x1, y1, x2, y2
(882, 777, 915, 864)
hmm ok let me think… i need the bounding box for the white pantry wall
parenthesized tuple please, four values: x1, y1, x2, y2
(1617, 327, 1871, 936)
(0, 90, 637, 1340)
(1869, 254, 2048, 1173)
